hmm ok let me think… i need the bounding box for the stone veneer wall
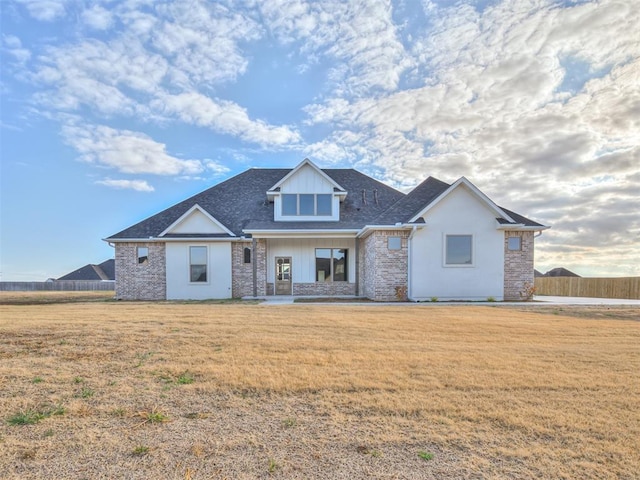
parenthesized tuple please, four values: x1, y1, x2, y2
(359, 230, 409, 301)
(503, 231, 535, 300)
(231, 240, 267, 297)
(115, 242, 166, 300)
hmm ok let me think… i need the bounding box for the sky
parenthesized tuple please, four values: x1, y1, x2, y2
(1, 0, 638, 281)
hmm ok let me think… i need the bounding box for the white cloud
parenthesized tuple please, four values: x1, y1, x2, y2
(81, 5, 114, 30)
(257, 0, 412, 94)
(153, 92, 301, 147)
(16, 0, 68, 21)
(95, 178, 154, 192)
(62, 123, 204, 176)
(3, 35, 31, 63)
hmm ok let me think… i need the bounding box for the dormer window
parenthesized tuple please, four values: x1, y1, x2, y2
(282, 194, 332, 216)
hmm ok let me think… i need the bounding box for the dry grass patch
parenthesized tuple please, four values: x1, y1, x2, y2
(0, 302, 638, 479)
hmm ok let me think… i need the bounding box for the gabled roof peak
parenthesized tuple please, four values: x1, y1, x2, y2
(268, 158, 346, 193)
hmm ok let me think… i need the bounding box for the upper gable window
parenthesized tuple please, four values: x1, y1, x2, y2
(282, 194, 332, 216)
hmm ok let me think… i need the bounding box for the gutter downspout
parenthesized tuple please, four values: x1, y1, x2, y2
(407, 225, 418, 301)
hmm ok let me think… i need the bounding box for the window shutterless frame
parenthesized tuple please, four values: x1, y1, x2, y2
(507, 236, 522, 251)
(443, 234, 474, 267)
(189, 246, 208, 283)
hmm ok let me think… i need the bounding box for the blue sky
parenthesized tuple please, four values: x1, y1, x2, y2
(1, 0, 638, 281)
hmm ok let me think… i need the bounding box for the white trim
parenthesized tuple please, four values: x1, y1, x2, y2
(496, 224, 550, 231)
(244, 229, 360, 239)
(159, 204, 235, 237)
(268, 158, 346, 193)
(410, 177, 516, 224)
(356, 224, 425, 238)
(104, 237, 236, 243)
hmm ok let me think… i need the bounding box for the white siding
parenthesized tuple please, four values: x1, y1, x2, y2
(168, 210, 227, 234)
(266, 238, 356, 283)
(274, 164, 341, 222)
(166, 242, 232, 299)
(409, 185, 505, 300)
(280, 164, 334, 193)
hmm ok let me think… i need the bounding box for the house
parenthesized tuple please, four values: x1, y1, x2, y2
(541, 267, 580, 277)
(57, 259, 115, 281)
(105, 159, 549, 301)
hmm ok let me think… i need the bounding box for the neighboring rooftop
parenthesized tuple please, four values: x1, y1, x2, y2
(541, 267, 581, 277)
(57, 259, 115, 281)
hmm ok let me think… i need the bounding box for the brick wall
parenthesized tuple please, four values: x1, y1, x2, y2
(503, 231, 535, 300)
(293, 282, 356, 296)
(359, 230, 409, 301)
(231, 240, 267, 297)
(115, 242, 166, 300)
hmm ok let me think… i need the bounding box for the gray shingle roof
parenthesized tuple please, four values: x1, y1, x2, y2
(57, 259, 115, 281)
(106, 168, 406, 239)
(106, 168, 544, 239)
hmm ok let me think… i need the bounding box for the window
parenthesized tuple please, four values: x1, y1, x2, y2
(508, 236, 521, 251)
(189, 246, 207, 282)
(137, 247, 148, 265)
(388, 237, 401, 250)
(445, 235, 473, 265)
(316, 248, 348, 282)
(282, 194, 297, 215)
(299, 194, 314, 215)
(243, 247, 251, 264)
(316, 194, 332, 215)
(282, 194, 332, 216)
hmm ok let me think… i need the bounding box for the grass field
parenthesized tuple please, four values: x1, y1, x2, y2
(0, 296, 638, 479)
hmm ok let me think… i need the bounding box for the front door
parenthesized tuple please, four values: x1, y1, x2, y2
(275, 257, 292, 295)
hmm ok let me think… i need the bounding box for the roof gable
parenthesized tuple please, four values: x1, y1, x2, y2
(409, 177, 515, 223)
(159, 204, 234, 237)
(268, 158, 345, 193)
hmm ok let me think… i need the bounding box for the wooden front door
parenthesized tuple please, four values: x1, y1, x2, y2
(275, 257, 292, 295)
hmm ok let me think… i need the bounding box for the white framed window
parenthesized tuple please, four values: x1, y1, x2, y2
(189, 246, 208, 282)
(444, 234, 473, 266)
(137, 247, 148, 265)
(508, 236, 522, 251)
(282, 194, 332, 216)
(388, 237, 401, 250)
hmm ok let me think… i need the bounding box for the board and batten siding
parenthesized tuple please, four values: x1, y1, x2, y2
(409, 185, 505, 300)
(266, 238, 356, 284)
(273, 164, 341, 222)
(165, 242, 232, 300)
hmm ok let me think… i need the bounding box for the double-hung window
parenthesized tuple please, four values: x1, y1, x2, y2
(316, 248, 348, 282)
(445, 235, 473, 266)
(189, 246, 208, 282)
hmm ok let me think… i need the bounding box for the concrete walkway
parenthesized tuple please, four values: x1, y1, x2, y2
(252, 295, 640, 306)
(532, 295, 640, 305)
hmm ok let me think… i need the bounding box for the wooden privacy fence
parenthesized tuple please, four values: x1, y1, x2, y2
(0, 281, 115, 292)
(535, 277, 640, 300)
